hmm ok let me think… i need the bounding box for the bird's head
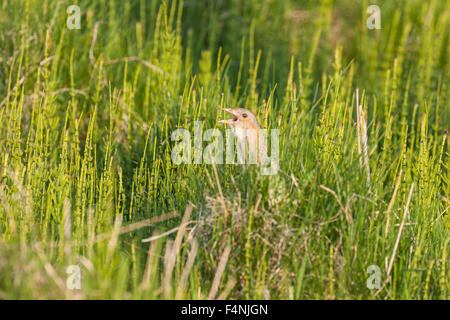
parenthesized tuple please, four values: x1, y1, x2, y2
(218, 108, 260, 130)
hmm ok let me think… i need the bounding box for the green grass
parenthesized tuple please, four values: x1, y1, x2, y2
(0, 0, 448, 299)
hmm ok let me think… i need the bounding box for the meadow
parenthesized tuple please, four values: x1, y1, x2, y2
(0, 0, 448, 299)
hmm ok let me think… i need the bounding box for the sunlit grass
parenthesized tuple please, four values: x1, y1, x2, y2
(0, 0, 448, 299)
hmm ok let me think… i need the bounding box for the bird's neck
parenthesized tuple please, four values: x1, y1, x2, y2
(233, 127, 266, 165)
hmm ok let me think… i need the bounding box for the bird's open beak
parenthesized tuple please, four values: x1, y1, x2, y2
(218, 108, 239, 125)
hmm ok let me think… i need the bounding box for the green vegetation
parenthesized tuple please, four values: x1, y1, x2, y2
(0, 0, 448, 299)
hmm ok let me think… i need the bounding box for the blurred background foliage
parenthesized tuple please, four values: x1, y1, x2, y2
(0, 0, 448, 299)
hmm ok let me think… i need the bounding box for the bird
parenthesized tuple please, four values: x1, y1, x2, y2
(218, 108, 267, 166)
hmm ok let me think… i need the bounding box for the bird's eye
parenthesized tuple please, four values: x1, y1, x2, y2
(242, 113, 248, 118)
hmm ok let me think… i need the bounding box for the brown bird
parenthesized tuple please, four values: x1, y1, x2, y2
(218, 108, 267, 166)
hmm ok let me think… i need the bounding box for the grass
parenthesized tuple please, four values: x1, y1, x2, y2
(0, 0, 448, 299)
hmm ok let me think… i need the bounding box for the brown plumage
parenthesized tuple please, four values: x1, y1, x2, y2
(218, 108, 267, 166)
